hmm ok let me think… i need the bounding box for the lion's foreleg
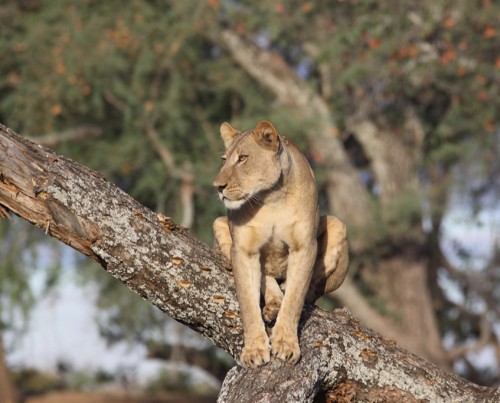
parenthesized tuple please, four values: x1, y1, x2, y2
(271, 239, 317, 364)
(231, 246, 270, 368)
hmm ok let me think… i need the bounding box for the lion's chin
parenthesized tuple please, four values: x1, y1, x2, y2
(223, 198, 247, 210)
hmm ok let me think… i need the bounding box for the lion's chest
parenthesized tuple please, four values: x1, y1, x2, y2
(259, 236, 289, 280)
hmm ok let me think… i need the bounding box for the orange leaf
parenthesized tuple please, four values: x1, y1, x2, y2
(81, 85, 92, 96)
(7, 73, 21, 85)
(476, 74, 487, 85)
(236, 24, 245, 34)
(50, 104, 62, 116)
(443, 16, 456, 29)
(477, 91, 490, 101)
(399, 45, 417, 59)
(144, 101, 155, 112)
(440, 49, 456, 65)
(367, 37, 381, 49)
(456, 66, 466, 77)
(484, 120, 494, 132)
(483, 26, 496, 38)
(311, 152, 324, 164)
(302, 2, 313, 13)
(120, 162, 133, 174)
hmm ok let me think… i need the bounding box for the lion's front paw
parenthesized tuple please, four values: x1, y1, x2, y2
(240, 335, 271, 368)
(270, 326, 300, 365)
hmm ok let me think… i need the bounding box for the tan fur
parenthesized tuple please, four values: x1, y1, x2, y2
(213, 121, 349, 368)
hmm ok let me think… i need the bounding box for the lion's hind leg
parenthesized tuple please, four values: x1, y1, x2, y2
(261, 275, 283, 324)
(307, 215, 349, 303)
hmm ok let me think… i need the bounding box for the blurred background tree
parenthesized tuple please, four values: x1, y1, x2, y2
(0, 218, 63, 401)
(0, 0, 499, 398)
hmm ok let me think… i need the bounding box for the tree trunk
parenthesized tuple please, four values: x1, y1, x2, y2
(0, 123, 498, 401)
(375, 257, 449, 367)
(0, 334, 17, 403)
(346, 112, 450, 367)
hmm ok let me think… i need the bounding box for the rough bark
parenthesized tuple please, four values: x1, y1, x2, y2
(1, 123, 499, 402)
(218, 308, 498, 403)
(0, 123, 240, 355)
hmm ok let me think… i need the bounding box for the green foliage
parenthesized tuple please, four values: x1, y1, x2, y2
(375, 190, 426, 247)
(64, 367, 114, 392)
(12, 367, 61, 396)
(13, 363, 115, 394)
(224, 0, 499, 160)
(1, 1, 498, 230)
(145, 366, 218, 396)
(145, 367, 191, 393)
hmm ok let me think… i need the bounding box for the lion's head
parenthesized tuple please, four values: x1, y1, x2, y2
(213, 121, 283, 210)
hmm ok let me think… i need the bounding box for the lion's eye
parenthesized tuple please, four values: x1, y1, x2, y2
(237, 155, 248, 163)
(221, 156, 227, 163)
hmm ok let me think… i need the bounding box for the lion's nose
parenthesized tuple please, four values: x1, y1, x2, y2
(213, 178, 227, 193)
(215, 183, 227, 193)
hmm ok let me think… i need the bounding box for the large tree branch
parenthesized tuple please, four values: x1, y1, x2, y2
(0, 124, 238, 354)
(345, 102, 423, 202)
(0, 123, 498, 402)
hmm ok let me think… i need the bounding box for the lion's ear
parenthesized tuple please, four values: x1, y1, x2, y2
(254, 120, 280, 152)
(220, 122, 239, 149)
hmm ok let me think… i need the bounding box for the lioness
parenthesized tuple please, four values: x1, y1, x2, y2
(213, 120, 348, 368)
